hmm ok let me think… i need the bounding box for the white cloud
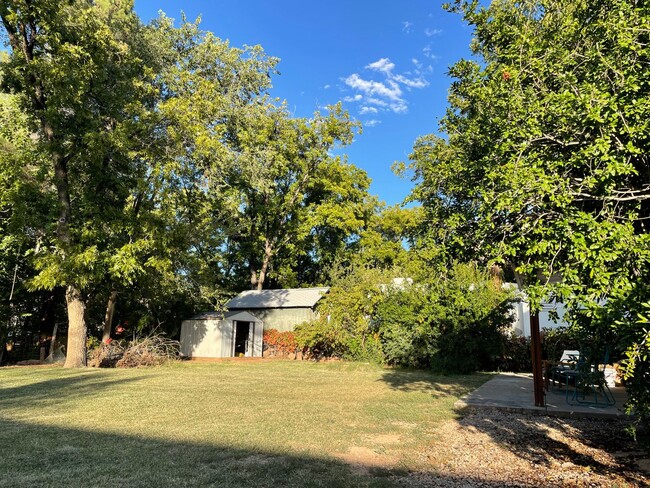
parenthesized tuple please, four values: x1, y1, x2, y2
(424, 28, 443, 37)
(422, 45, 440, 60)
(341, 57, 429, 116)
(402, 21, 413, 33)
(324, 84, 331, 90)
(366, 58, 395, 74)
(344, 74, 403, 102)
(366, 97, 388, 107)
(360, 106, 379, 115)
(392, 74, 428, 88)
(365, 119, 381, 127)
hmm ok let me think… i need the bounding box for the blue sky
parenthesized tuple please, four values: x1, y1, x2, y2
(134, 1, 474, 206)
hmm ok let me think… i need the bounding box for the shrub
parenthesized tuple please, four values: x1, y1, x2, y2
(496, 332, 531, 373)
(541, 326, 582, 362)
(263, 329, 299, 358)
(375, 288, 430, 368)
(375, 263, 514, 373)
(619, 327, 650, 446)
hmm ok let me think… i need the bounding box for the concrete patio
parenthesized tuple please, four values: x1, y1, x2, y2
(455, 373, 629, 419)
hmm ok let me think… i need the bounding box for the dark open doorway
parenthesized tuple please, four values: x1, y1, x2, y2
(234, 321, 251, 356)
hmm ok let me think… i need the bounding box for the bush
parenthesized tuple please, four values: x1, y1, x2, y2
(541, 326, 582, 362)
(375, 288, 430, 368)
(496, 333, 531, 373)
(620, 328, 650, 446)
(375, 263, 514, 373)
(263, 329, 299, 358)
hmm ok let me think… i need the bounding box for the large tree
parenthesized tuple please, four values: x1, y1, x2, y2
(0, 0, 158, 366)
(408, 0, 649, 310)
(0, 4, 281, 364)
(407, 0, 649, 418)
(217, 103, 373, 290)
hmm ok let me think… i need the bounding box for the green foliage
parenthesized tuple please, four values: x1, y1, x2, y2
(296, 262, 513, 372)
(406, 0, 650, 434)
(541, 326, 583, 362)
(293, 319, 349, 359)
(315, 266, 399, 362)
(216, 102, 373, 290)
(350, 205, 424, 270)
(496, 332, 531, 373)
(375, 288, 430, 368)
(411, 264, 511, 373)
(618, 304, 650, 442)
(407, 0, 650, 310)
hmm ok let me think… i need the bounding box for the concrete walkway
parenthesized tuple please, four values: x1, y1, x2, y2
(455, 373, 629, 419)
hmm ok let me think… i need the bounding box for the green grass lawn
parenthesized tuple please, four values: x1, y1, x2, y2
(0, 360, 488, 487)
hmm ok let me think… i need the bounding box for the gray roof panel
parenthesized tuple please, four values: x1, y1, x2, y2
(225, 287, 329, 309)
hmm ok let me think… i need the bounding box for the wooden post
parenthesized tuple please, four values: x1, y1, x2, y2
(530, 311, 545, 406)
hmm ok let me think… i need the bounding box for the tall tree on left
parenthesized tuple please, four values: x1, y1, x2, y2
(0, 0, 150, 367)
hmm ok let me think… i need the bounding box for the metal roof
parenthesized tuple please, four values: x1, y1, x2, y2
(225, 287, 329, 309)
(185, 310, 261, 322)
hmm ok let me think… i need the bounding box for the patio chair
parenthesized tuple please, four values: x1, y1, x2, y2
(567, 347, 615, 407)
(548, 349, 580, 390)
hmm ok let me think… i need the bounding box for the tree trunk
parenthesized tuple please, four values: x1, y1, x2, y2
(102, 290, 118, 343)
(256, 239, 274, 291)
(2, 11, 86, 367)
(47, 322, 58, 361)
(250, 269, 259, 290)
(63, 285, 87, 368)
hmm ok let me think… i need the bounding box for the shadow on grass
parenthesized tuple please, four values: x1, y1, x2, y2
(379, 368, 490, 398)
(0, 371, 149, 408)
(454, 407, 641, 484)
(0, 414, 551, 488)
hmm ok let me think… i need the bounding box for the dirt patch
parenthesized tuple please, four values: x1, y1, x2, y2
(337, 446, 399, 473)
(366, 434, 402, 445)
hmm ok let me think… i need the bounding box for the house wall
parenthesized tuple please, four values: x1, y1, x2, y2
(234, 308, 317, 332)
(510, 301, 569, 337)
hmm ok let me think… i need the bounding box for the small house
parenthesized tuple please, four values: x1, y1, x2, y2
(179, 287, 328, 359)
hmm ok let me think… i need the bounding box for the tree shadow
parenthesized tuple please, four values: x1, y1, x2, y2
(0, 414, 570, 488)
(0, 371, 643, 487)
(0, 370, 150, 408)
(379, 369, 643, 483)
(455, 407, 642, 484)
(378, 368, 490, 399)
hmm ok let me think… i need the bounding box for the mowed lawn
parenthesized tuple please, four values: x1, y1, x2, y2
(0, 360, 488, 488)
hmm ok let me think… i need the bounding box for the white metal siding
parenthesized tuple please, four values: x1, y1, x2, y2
(180, 315, 263, 358)
(253, 322, 263, 357)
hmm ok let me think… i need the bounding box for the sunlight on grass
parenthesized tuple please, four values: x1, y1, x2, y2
(0, 361, 488, 487)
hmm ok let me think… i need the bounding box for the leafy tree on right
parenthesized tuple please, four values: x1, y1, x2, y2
(405, 0, 649, 434)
